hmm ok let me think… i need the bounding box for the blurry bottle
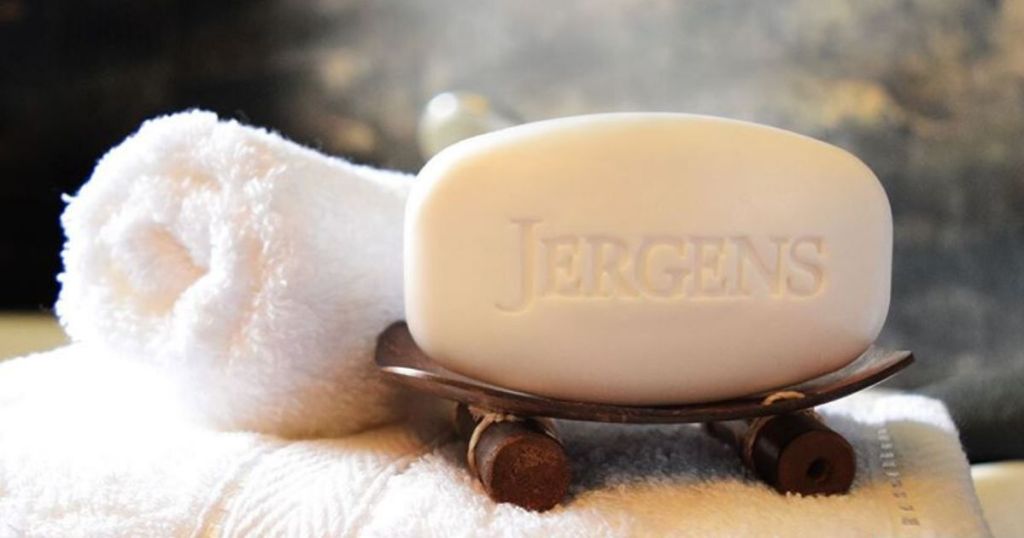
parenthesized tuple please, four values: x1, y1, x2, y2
(417, 91, 518, 159)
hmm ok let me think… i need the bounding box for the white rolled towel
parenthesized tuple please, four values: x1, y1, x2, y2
(57, 110, 412, 437)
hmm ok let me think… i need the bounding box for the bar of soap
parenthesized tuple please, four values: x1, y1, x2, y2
(405, 113, 891, 405)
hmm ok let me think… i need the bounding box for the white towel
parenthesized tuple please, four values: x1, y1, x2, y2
(0, 346, 990, 537)
(56, 111, 412, 437)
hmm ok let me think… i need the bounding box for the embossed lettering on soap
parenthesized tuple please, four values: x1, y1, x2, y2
(497, 219, 827, 313)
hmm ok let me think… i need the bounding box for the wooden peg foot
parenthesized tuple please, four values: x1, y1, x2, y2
(706, 411, 855, 495)
(454, 404, 571, 511)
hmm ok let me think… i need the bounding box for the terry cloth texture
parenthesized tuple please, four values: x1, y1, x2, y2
(56, 111, 412, 438)
(0, 346, 991, 538)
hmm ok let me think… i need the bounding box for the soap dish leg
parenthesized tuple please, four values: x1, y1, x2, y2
(453, 403, 571, 511)
(705, 410, 855, 495)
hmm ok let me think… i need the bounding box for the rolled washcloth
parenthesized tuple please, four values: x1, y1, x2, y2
(57, 110, 411, 437)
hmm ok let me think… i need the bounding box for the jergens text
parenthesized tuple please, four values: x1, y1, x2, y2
(496, 219, 826, 313)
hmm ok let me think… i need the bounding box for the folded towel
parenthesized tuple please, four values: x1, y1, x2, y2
(56, 111, 411, 437)
(0, 346, 990, 537)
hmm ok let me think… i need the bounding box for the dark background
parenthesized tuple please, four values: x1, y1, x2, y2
(2, 0, 402, 309)
(2, 0, 1022, 459)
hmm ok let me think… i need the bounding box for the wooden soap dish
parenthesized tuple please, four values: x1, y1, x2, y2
(375, 322, 913, 511)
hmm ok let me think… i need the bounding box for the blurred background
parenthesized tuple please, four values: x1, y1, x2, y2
(1, 1, 1022, 462)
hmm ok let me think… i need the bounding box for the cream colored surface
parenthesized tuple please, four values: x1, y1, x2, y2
(972, 461, 1024, 538)
(0, 313, 67, 360)
(406, 113, 893, 404)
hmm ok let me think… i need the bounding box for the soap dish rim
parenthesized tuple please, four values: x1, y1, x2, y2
(374, 321, 913, 424)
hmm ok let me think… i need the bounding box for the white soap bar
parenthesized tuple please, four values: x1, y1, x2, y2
(405, 113, 892, 405)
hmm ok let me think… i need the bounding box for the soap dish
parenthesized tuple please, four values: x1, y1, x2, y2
(375, 321, 913, 511)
